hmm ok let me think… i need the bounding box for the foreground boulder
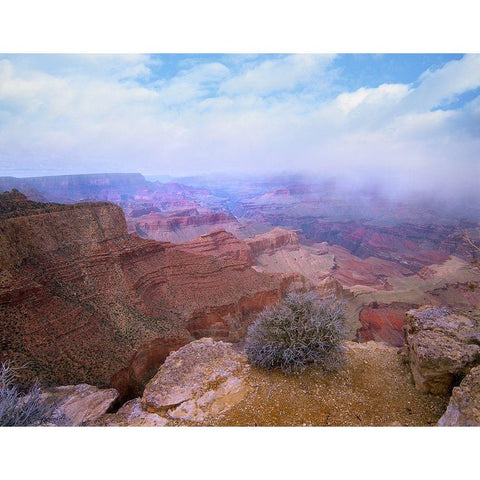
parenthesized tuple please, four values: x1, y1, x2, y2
(40, 384, 118, 426)
(438, 365, 480, 426)
(92, 398, 168, 426)
(142, 338, 251, 422)
(404, 306, 480, 394)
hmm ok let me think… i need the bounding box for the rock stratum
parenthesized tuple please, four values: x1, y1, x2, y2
(0, 192, 295, 397)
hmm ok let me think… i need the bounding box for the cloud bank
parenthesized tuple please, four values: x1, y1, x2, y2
(0, 53, 479, 197)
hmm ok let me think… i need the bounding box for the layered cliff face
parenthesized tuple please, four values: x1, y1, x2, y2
(0, 192, 294, 395)
(176, 229, 253, 266)
(246, 227, 300, 256)
(129, 210, 242, 243)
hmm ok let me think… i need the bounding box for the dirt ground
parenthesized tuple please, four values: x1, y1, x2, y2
(198, 341, 448, 427)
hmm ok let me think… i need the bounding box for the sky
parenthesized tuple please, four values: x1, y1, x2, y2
(0, 53, 479, 196)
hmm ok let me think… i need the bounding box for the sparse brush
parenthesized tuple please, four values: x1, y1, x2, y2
(0, 361, 62, 427)
(246, 292, 348, 374)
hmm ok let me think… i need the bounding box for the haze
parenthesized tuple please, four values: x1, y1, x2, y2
(0, 54, 479, 199)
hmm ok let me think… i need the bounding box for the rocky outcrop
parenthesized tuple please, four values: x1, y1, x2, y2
(246, 227, 299, 256)
(438, 365, 480, 426)
(404, 306, 480, 394)
(50, 336, 450, 427)
(0, 192, 294, 393)
(109, 334, 191, 401)
(93, 398, 168, 426)
(176, 229, 253, 265)
(40, 384, 118, 426)
(142, 338, 251, 422)
(130, 211, 241, 243)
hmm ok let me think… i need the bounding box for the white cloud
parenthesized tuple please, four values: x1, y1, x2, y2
(0, 53, 479, 194)
(154, 62, 230, 105)
(402, 54, 480, 112)
(219, 54, 335, 96)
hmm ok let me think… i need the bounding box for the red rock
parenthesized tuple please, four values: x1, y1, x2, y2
(356, 302, 418, 347)
(177, 229, 253, 265)
(246, 227, 299, 256)
(0, 192, 295, 394)
(129, 210, 240, 243)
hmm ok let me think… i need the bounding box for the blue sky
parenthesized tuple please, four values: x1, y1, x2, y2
(0, 53, 479, 195)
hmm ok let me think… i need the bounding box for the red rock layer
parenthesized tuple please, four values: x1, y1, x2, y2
(246, 227, 300, 256)
(0, 193, 294, 391)
(136, 211, 236, 230)
(356, 302, 418, 347)
(176, 229, 253, 265)
(128, 210, 240, 242)
(328, 245, 411, 289)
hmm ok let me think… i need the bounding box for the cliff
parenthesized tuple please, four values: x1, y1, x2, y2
(130, 210, 241, 243)
(0, 192, 295, 397)
(246, 227, 300, 256)
(176, 229, 254, 266)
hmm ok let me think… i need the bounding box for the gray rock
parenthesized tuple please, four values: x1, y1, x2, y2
(404, 306, 480, 394)
(438, 365, 480, 426)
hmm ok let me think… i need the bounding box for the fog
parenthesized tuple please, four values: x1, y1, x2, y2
(1, 53, 479, 209)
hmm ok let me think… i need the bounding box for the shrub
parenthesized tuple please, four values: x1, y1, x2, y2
(0, 361, 60, 427)
(246, 292, 347, 373)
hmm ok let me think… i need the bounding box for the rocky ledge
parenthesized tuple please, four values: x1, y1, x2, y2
(87, 337, 448, 426)
(404, 306, 480, 394)
(29, 306, 480, 427)
(438, 365, 480, 426)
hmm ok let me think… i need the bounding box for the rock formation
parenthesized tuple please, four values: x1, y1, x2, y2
(94, 338, 447, 426)
(40, 384, 118, 426)
(94, 398, 168, 426)
(438, 365, 480, 426)
(176, 228, 253, 265)
(0, 192, 294, 396)
(142, 338, 251, 422)
(246, 227, 300, 256)
(130, 210, 242, 243)
(404, 306, 480, 394)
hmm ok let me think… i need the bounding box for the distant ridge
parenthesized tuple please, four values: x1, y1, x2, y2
(0, 173, 147, 203)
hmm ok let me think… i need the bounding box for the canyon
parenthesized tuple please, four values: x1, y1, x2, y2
(0, 191, 296, 400)
(1, 172, 479, 424)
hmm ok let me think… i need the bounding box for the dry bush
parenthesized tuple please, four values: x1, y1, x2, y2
(246, 293, 347, 373)
(0, 361, 62, 426)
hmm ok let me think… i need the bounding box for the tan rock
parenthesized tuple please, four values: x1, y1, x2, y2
(404, 306, 480, 394)
(40, 384, 118, 426)
(93, 398, 168, 426)
(438, 365, 480, 426)
(142, 338, 251, 422)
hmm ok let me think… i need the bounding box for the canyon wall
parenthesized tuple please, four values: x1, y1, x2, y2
(0, 192, 294, 396)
